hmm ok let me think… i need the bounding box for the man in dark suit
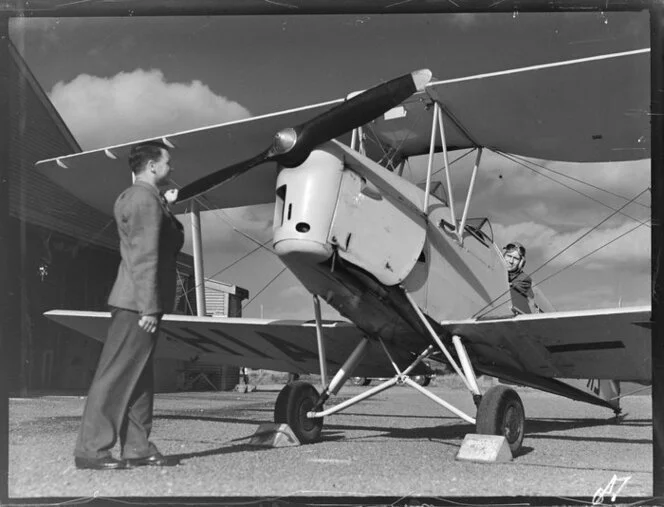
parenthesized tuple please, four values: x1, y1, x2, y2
(74, 141, 185, 470)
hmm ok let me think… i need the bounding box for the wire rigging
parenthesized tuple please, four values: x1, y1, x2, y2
(494, 150, 650, 228)
(527, 187, 649, 279)
(414, 148, 476, 186)
(364, 101, 426, 170)
(178, 238, 273, 302)
(242, 267, 288, 311)
(166, 179, 280, 310)
(507, 152, 650, 210)
(473, 186, 649, 319)
(533, 220, 648, 290)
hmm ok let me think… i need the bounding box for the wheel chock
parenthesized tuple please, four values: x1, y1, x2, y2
(247, 423, 301, 447)
(455, 434, 513, 463)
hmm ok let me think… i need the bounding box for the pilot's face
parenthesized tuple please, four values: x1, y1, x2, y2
(504, 250, 522, 272)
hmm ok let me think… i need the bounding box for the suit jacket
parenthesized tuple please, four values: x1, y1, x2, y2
(108, 180, 185, 315)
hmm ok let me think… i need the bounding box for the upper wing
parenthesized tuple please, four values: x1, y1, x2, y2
(36, 49, 648, 216)
(44, 310, 430, 377)
(425, 48, 650, 163)
(35, 99, 343, 217)
(364, 48, 650, 168)
(440, 306, 651, 382)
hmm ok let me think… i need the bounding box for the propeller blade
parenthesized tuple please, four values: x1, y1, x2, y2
(176, 149, 272, 202)
(176, 69, 432, 202)
(279, 69, 432, 167)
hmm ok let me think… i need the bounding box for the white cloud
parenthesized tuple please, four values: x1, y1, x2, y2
(49, 68, 251, 150)
(179, 205, 273, 259)
(493, 220, 650, 272)
(408, 152, 650, 228)
(470, 154, 650, 227)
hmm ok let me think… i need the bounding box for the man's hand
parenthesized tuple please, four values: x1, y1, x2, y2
(163, 188, 179, 204)
(138, 314, 160, 334)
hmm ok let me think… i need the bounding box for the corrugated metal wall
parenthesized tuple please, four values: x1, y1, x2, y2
(8, 43, 119, 251)
(7, 41, 198, 393)
(204, 283, 228, 316)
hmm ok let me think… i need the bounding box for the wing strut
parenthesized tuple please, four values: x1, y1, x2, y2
(307, 341, 476, 425)
(452, 335, 482, 404)
(312, 294, 329, 388)
(190, 200, 207, 316)
(423, 101, 458, 224)
(423, 100, 484, 245)
(457, 148, 483, 245)
(402, 288, 482, 397)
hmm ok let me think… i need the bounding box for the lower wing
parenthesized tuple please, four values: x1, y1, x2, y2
(44, 310, 431, 377)
(440, 306, 651, 383)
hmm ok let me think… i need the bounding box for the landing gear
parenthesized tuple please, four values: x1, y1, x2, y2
(475, 385, 525, 455)
(350, 377, 372, 386)
(274, 381, 324, 444)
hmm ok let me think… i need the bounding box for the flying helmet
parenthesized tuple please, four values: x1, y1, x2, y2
(503, 241, 526, 270)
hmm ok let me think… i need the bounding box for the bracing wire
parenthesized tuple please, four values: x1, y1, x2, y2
(365, 102, 427, 170)
(188, 193, 276, 253)
(473, 186, 650, 319)
(242, 267, 288, 311)
(507, 152, 650, 210)
(175, 269, 194, 315)
(533, 221, 648, 290)
(167, 179, 279, 309)
(494, 150, 650, 228)
(178, 237, 273, 303)
(414, 148, 476, 186)
(526, 187, 649, 278)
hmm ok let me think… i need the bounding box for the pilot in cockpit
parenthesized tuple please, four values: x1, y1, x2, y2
(503, 241, 533, 300)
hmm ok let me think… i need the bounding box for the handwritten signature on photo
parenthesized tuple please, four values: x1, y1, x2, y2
(592, 474, 631, 505)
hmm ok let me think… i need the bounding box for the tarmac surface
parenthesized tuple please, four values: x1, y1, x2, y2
(7, 381, 653, 503)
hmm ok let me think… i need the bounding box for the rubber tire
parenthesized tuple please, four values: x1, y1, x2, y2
(351, 377, 372, 386)
(414, 375, 432, 387)
(475, 385, 525, 455)
(274, 381, 323, 444)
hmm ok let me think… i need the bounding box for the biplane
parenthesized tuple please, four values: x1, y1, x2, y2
(37, 47, 651, 455)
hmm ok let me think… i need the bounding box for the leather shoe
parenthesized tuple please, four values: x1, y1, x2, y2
(75, 456, 127, 470)
(124, 452, 179, 467)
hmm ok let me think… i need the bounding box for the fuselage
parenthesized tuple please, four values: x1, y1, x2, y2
(270, 141, 544, 347)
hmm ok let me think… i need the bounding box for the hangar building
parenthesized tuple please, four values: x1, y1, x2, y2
(7, 39, 243, 394)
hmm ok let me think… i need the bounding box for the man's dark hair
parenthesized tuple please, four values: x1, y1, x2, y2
(129, 140, 170, 175)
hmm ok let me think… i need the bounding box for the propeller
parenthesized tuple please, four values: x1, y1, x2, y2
(176, 69, 432, 203)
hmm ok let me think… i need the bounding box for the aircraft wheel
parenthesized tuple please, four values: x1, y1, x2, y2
(351, 377, 371, 386)
(414, 375, 432, 387)
(274, 381, 323, 444)
(475, 385, 525, 455)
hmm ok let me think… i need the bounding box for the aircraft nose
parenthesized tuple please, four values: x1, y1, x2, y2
(273, 146, 344, 262)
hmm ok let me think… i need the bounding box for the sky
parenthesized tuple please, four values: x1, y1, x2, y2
(9, 11, 651, 319)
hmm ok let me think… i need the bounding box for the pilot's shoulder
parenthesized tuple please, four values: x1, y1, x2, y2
(513, 271, 532, 287)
